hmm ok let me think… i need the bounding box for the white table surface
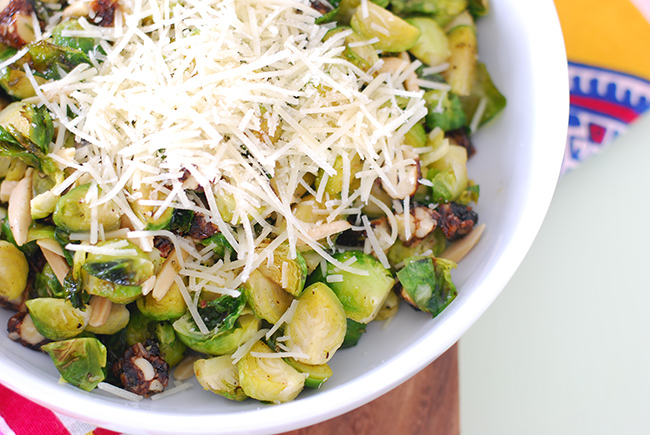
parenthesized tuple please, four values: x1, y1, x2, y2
(459, 114, 650, 435)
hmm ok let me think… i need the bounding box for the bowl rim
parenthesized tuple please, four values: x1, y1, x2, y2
(0, 0, 569, 433)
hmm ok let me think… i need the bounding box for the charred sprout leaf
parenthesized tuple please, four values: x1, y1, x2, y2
(62, 269, 87, 309)
(54, 228, 75, 266)
(194, 355, 247, 401)
(168, 208, 194, 234)
(199, 294, 246, 332)
(341, 318, 366, 349)
(201, 233, 233, 259)
(397, 256, 457, 317)
(459, 62, 506, 128)
(42, 337, 107, 392)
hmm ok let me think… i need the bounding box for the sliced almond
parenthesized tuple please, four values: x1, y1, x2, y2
(0, 180, 19, 203)
(8, 169, 33, 246)
(174, 355, 200, 381)
(37, 241, 70, 286)
(152, 249, 188, 301)
(88, 296, 112, 328)
(439, 223, 486, 264)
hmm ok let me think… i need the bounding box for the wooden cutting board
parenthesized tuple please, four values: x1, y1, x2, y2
(282, 344, 459, 435)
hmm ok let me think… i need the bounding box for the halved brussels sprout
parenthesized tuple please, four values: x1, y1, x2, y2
(129, 183, 174, 230)
(53, 183, 121, 232)
(314, 152, 364, 201)
(406, 17, 450, 66)
(0, 240, 29, 300)
(397, 256, 457, 317)
(256, 243, 307, 297)
(82, 240, 155, 287)
(426, 144, 468, 202)
(194, 355, 247, 401)
(42, 337, 106, 391)
(85, 303, 130, 335)
(285, 282, 346, 365)
(237, 341, 305, 404)
(82, 271, 142, 304)
(350, 2, 420, 52)
(243, 269, 293, 324)
(284, 358, 333, 389)
(309, 251, 395, 323)
(442, 25, 477, 97)
(26, 298, 90, 340)
(173, 314, 260, 356)
(137, 282, 187, 321)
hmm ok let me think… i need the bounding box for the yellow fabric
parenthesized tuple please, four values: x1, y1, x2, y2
(555, 0, 650, 81)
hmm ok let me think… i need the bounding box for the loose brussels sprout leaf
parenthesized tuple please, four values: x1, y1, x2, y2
(468, 0, 489, 17)
(315, 7, 339, 24)
(403, 123, 427, 148)
(62, 268, 88, 309)
(459, 62, 506, 128)
(387, 228, 447, 268)
(34, 262, 65, 299)
(173, 313, 260, 356)
(424, 90, 467, 132)
(42, 337, 107, 392)
(85, 303, 130, 335)
(285, 282, 347, 365)
(238, 341, 305, 404)
(0, 102, 56, 174)
(350, 2, 420, 52)
(153, 321, 187, 367)
(27, 40, 91, 81)
(168, 208, 194, 234)
(256, 243, 307, 297)
(194, 355, 247, 401)
(201, 233, 233, 259)
(0, 240, 29, 300)
(406, 17, 450, 67)
(284, 358, 333, 389)
(426, 144, 468, 202)
(52, 19, 97, 54)
(53, 184, 121, 232)
(374, 290, 400, 321)
(309, 251, 395, 323)
(341, 318, 367, 348)
(26, 297, 90, 340)
(137, 282, 187, 321)
(397, 256, 457, 317)
(456, 183, 479, 205)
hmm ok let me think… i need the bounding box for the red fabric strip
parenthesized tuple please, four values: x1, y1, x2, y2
(0, 384, 70, 435)
(93, 428, 120, 435)
(570, 94, 640, 123)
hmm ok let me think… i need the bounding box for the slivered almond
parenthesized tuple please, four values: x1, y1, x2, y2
(88, 296, 112, 328)
(174, 355, 200, 381)
(152, 249, 188, 301)
(297, 220, 351, 248)
(8, 169, 33, 246)
(439, 223, 486, 263)
(37, 241, 70, 286)
(141, 275, 156, 296)
(0, 180, 18, 203)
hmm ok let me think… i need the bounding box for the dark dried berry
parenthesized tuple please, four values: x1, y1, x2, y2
(437, 202, 478, 241)
(113, 340, 169, 397)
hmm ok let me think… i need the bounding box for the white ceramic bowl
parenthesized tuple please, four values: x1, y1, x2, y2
(0, 1, 568, 433)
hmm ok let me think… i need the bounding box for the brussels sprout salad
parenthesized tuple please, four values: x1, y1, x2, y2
(0, 0, 504, 404)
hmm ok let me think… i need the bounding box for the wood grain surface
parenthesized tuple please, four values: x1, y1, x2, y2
(282, 344, 459, 435)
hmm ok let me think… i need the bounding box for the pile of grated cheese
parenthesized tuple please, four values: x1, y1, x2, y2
(30, 0, 429, 332)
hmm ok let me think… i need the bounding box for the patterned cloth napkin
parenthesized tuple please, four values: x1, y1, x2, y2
(2, 1, 650, 434)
